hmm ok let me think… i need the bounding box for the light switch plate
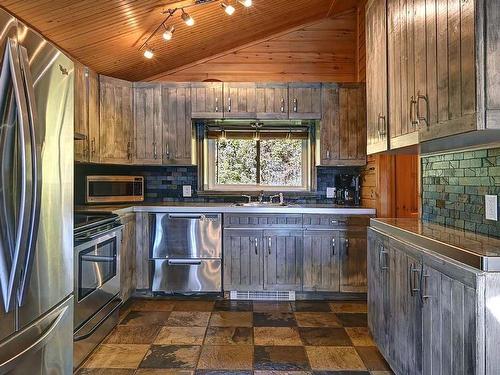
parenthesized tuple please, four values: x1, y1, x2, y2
(183, 185, 192, 198)
(485, 195, 498, 221)
(326, 187, 335, 199)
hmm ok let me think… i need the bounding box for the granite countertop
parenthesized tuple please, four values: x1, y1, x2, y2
(75, 202, 376, 216)
(371, 218, 500, 271)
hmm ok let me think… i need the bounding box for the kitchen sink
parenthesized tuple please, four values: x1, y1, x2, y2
(232, 202, 295, 207)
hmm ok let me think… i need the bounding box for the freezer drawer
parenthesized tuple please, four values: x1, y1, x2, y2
(150, 213, 222, 259)
(151, 259, 222, 293)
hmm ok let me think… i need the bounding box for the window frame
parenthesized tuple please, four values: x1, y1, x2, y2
(204, 136, 312, 192)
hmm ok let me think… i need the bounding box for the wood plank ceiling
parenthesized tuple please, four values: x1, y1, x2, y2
(0, 0, 360, 81)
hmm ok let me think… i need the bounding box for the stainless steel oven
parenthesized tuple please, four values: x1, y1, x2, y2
(150, 213, 222, 293)
(86, 175, 144, 203)
(73, 213, 123, 369)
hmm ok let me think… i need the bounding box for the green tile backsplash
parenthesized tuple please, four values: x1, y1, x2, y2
(421, 147, 500, 238)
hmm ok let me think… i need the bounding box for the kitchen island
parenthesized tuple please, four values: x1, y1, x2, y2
(368, 218, 500, 375)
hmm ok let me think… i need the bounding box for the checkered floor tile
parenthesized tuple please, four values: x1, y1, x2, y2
(76, 299, 394, 375)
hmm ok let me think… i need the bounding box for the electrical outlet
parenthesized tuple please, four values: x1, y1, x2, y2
(183, 185, 192, 198)
(485, 195, 498, 221)
(326, 187, 336, 199)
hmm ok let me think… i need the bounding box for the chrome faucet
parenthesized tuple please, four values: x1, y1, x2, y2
(269, 193, 284, 205)
(258, 190, 264, 203)
(241, 194, 252, 203)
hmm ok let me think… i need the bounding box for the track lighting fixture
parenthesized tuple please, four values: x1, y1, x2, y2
(140, 0, 256, 59)
(162, 25, 175, 41)
(181, 10, 195, 26)
(143, 48, 154, 59)
(221, 3, 236, 15)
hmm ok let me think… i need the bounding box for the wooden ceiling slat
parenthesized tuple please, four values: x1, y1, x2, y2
(1, 0, 360, 80)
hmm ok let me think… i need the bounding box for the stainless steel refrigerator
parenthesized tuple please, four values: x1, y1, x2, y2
(0, 7, 74, 374)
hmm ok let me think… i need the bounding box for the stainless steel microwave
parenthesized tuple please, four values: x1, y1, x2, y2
(86, 176, 144, 203)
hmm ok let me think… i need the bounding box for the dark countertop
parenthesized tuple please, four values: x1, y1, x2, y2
(371, 218, 500, 271)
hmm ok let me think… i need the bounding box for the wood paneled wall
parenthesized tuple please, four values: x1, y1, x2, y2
(147, 11, 359, 83)
(356, 0, 367, 82)
(361, 154, 419, 218)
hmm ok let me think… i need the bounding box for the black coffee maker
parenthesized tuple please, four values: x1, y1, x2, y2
(334, 174, 361, 206)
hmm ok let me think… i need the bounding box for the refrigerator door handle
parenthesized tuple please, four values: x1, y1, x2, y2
(17, 45, 42, 306)
(0, 38, 32, 313)
(0, 304, 68, 373)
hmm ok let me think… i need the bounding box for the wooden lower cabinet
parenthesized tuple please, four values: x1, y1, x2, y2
(223, 229, 264, 291)
(135, 213, 151, 290)
(263, 229, 303, 291)
(303, 230, 340, 292)
(339, 230, 368, 293)
(368, 228, 484, 375)
(120, 214, 136, 302)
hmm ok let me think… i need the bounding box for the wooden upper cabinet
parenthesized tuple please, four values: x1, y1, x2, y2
(191, 82, 223, 119)
(321, 84, 366, 166)
(74, 62, 88, 162)
(99, 75, 134, 164)
(366, 0, 389, 155)
(387, 0, 420, 150)
(255, 83, 288, 119)
(74, 64, 100, 163)
(134, 83, 162, 165)
(288, 83, 322, 119)
(418, 0, 478, 141)
(162, 83, 194, 165)
(223, 83, 257, 118)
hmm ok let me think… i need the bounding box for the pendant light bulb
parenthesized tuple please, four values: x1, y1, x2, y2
(181, 11, 195, 26)
(221, 3, 236, 15)
(163, 25, 175, 41)
(143, 48, 154, 59)
(238, 0, 252, 7)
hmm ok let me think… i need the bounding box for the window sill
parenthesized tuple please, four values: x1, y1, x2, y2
(197, 190, 318, 197)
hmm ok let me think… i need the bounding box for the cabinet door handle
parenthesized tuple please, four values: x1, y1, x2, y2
(421, 271, 430, 302)
(410, 97, 418, 127)
(326, 150, 331, 160)
(153, 142, 158, 159)
(165, 143, 170, 159)
(377, 114, 386, 137)
(227, 97, 231, 113)
(91, 138, 96, 155)
(268, 237, 272, 255)
(331, 237, 336, 255)
(215, 97, 219, 113)
(379, 246, 389, 271)
(416, 92, 429, 127)
(293, 98, 298, 113)
(280, 97, 285, 113)
(344, 238, 349, 255)
(409, 263, 421, 296)
(254, 237, 258, 255)
(127, 141, 132, 160)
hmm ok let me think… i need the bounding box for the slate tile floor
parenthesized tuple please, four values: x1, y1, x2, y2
(77, 299, 394, 375)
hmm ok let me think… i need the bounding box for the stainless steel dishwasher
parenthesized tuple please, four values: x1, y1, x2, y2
(149, 213, 222, 293)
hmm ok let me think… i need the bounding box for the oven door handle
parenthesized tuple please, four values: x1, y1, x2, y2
(74, 298, 122, 342)
(167, 259, 202, 266)
(80, 254, 116, 263)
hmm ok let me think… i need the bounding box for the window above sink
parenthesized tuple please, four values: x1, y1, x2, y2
(201, 121, 316, 192)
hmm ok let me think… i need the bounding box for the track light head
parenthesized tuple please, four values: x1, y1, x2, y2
(163, 25, 175, 41)
(181, 10, 195, 26)
(238, 0, 252, 7)
(221, 3, 236, 15)
(143, 48, 154, 59)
